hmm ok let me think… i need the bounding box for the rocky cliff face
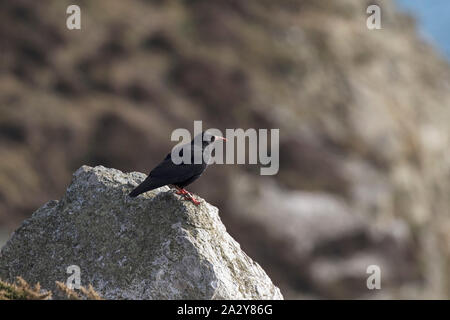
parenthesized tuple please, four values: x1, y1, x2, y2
(0, 166, 283, 300)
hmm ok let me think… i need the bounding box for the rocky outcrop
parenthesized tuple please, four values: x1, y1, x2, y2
(0, 166, 283, 300)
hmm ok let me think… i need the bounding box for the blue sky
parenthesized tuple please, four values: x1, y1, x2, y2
(395, 0, 450, 59)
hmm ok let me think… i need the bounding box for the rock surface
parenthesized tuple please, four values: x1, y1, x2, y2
(0, 165, 283, 300)
(228, 175, 419, 298)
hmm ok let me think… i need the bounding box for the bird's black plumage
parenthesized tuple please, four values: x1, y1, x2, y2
(129, 132, 224, 198)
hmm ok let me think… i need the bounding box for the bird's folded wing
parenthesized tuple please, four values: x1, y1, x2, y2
(149, 154, 205, 183)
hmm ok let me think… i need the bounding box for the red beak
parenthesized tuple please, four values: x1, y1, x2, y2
(215, 136, 227, 142)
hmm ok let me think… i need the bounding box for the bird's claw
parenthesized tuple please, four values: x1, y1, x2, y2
(182, 193, 201, 206)
(173, 187, 201, 206)
(175, 188, 192, 196)
(188, 197, 201, 206)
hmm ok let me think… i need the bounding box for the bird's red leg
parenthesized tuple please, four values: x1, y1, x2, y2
(173, 186, 201, 206)
(181, 190, 201, 206)
(186, 195, 201, 206)
(185, 194, 201, 206)
(174, 186, 188, 195)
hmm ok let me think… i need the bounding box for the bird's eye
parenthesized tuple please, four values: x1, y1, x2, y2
(211, 136, 216, 142)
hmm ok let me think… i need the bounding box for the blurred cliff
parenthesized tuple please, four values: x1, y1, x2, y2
(0, 0, 449, 298)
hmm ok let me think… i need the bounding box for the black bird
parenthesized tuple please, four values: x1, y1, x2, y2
(129, 131, 227, 205)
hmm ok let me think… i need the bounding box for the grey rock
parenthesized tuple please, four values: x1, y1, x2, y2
(0, 165, 283, 300)
(228, 175, 419, 299)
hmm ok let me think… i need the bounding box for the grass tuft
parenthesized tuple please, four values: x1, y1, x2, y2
(0, 277, 51, 300)
(0, 277, 102, 300)
(55, 281, 103, 300)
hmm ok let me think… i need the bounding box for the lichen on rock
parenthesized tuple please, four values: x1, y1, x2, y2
(0, 165, 282, 300)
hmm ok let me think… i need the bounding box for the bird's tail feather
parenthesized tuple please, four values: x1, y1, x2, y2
(129, 177, 162, 197)
(129, 187, 144, 198)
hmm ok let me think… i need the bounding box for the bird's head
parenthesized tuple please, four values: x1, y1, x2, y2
(192, 131, 227, 148)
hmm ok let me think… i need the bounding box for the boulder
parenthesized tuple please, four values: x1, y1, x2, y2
(0, 165, 283, 300)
